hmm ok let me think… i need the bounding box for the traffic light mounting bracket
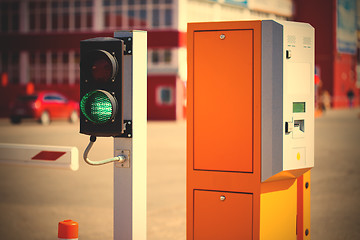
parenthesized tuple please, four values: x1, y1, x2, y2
(118, 37, 133, 55)
(119, 120, 132, 138)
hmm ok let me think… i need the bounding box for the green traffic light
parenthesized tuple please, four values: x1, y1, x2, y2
(80, 90, 117, 124)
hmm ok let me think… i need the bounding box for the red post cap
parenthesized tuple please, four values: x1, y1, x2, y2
(58, 219, 78, 239)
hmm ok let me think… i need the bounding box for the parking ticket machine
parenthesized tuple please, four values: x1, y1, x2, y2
(187, 20, 314, 240)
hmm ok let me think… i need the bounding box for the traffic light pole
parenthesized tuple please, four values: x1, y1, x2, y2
(113, 31, 147, 240)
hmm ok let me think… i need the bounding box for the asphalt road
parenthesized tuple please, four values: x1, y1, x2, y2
(311, 109, 360, 240)
(0, 109, 359, 240)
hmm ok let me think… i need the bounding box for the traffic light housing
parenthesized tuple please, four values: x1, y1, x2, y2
(80, 37, 124, 137)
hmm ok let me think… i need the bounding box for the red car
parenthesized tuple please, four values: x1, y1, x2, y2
(10, 91, 79, 125)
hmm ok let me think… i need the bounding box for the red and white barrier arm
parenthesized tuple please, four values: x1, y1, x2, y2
(0, 143, 79, 171)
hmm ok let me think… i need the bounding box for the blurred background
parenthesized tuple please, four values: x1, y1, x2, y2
(0, 0, 360, 239)
(0, 0, 359, 120)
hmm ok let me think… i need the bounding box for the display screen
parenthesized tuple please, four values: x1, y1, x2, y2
(293, 102, 305, 113)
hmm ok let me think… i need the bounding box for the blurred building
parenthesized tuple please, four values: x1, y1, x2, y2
(294, 0, 360, 108)
(0, 0, 293, 119)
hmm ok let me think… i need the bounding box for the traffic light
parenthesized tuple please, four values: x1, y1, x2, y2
(80, 37, 124, 136)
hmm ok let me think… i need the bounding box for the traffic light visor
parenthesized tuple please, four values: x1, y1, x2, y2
(80, 90, 117, 124)
(84, 50, 118, 83)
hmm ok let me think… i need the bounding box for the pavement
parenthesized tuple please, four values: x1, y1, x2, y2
(0, 108, 359, 239)
(311, 108, 360, 240)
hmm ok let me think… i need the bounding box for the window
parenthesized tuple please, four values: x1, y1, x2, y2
(73, 0, 93, 30)
(140, 9, 147, 27)
(0, 52, 20, 84)
(165, 9, 172, 26)
(0, 1, 20, 32)
(102, 0, 176, 29)
(115, 9, 123, 27)
(164, 50, 172, 63)
(128, 9, 135, 27)
(152, 9, 160, 27)
(44, 94, 66, 102)
(29, 1, 49, 31)
(160, 88, 171, 103)
(62, 1, 70, 29)
(28, 0, 93, 32)
(157, 87, 174, 105)
(103, 0, 126, 29)
(51, 2, 59, 30)
(63, 53, 69, 64)
(152, 51, 159, 64)
(29, 51, 73, 85)
(37, 52, 46, 84)
(104, 10, 112, 27)
(151, 0, 173, 28)
(150, 49, 173, 66)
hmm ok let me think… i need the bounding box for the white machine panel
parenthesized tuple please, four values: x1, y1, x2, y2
(282, 20, 314, 172)
(261, 20, 314, 182)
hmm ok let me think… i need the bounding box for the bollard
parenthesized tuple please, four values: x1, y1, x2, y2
(58, 220, 78, 240)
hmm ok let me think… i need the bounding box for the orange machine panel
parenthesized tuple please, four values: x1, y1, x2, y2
(187, 20, 262, 240)
(193, 29, 253, 172)
(194, 190, 253, 240)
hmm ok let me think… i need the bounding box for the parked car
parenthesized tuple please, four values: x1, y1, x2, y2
(10, 91, 79, 125)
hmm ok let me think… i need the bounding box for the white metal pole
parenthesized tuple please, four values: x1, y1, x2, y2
(113, 30, 147, 240)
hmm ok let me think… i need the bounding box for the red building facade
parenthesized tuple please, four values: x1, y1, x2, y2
(294, 0, 360, 108)
(0, 0, 186, 120)
(1, 0, 307, 120)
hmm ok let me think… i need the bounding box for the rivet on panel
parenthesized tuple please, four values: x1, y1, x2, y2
(220, 195, 226, 201)
(220, 34, 226, 40)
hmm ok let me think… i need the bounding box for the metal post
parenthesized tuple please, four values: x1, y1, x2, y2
(113, 31, 147, 240)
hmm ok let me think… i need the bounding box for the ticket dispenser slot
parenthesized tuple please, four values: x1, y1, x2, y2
(285, 119, 305, 138)
(293, 119, 304, 138)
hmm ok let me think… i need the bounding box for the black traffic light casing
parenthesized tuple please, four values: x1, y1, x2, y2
(80, 37, 124, 137)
